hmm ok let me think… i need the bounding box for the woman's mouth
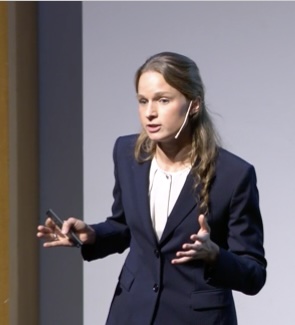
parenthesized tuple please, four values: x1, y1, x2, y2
(146, 124, 161, 133)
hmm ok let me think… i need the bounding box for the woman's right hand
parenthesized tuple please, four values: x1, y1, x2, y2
(37, 216, 96, 248)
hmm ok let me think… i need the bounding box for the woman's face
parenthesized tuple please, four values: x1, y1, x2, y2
(137, 71, 191, 144)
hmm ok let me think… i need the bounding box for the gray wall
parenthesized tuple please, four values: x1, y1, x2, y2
(38, 3, 83, 325)
(82, 2, 295, 325)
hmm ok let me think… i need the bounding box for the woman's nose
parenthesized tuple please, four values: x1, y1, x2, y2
(145, 102, 157, 118)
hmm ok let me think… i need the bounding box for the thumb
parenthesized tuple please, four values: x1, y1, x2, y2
(198, 214, 210, 234)
(61, 218, 76, 235)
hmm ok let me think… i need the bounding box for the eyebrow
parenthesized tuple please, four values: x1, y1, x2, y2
(137, 91, 172, 98)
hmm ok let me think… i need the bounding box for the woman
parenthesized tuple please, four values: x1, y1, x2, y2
(37, 52, 267, 324)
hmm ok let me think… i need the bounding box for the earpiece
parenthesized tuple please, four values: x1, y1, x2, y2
(174, 101, 193, 139)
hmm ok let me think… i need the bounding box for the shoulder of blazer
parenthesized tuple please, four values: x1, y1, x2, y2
(213, 147, 258, 191)
(115, 134, 139, 152)
(113, 134, 141, 167)
(116, 133, 139, 145)
(216, 147, 255, 174)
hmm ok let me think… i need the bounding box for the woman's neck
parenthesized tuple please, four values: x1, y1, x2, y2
(155, 140, 192, 172)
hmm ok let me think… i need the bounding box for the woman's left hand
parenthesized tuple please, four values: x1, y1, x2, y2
(171, 214, 219, 265)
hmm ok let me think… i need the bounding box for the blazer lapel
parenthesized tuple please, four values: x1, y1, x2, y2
(131, 158, 200, 246)
(132, 159, 158, 245)
(159, 172, 200, 245)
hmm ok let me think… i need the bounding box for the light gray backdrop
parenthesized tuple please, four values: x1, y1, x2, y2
(82, 2, 295, 325)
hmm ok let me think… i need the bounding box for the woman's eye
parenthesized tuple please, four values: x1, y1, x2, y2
(138, 99, 147, 104)
(159, 98, 169, 104)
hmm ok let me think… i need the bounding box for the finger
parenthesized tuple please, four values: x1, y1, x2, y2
(43, 230, 74, 247)
(43, 238, 74, 248)
(45, 217, 57, 228)
(36, 226, 57, 240)
(176, 249, 198, 258)
(37, 225, 53, 234)
(51, 232, 60, 241)
(172, 247, 206, 264)
(38, 230, 58, 241)
(198, 214, 211, 233)
(190, 233, 209, 242)
(37, 231, 51, 241)
(61, 217, 76, 235)
(171, 256, 194, 264)
(182, 242, 202, 251)
(37, 224, 62, 240)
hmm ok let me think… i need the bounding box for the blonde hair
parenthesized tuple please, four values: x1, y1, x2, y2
(134, 52, 220, 215)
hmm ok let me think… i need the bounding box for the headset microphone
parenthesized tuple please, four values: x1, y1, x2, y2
(174, 100, 193, 139)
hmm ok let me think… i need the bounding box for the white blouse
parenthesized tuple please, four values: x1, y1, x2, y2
(149, 157, 191, 240)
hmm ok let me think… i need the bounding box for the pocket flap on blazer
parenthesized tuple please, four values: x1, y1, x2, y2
(119, 266, 135, 292)
(191, 289, 231, 310)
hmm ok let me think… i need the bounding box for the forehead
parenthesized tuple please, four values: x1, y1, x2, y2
(137, 71, 177, 95)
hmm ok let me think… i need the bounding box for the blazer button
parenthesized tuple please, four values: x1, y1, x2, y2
(153, 284, 159, 293)
(154, 249, 160, 258)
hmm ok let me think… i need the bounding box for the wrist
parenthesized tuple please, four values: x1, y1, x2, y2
(206, 243, 220, 265)
(85, 226, 96, 245)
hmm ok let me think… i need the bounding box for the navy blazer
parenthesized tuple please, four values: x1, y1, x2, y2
(82, 134, 267, 325)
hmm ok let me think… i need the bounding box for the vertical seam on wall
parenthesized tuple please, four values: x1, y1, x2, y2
(0, 2, 10, 325)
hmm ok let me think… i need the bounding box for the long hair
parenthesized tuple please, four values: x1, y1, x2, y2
(134, 52, 220, 215)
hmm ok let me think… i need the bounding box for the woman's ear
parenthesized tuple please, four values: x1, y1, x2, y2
(189, 98, 201, 115)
